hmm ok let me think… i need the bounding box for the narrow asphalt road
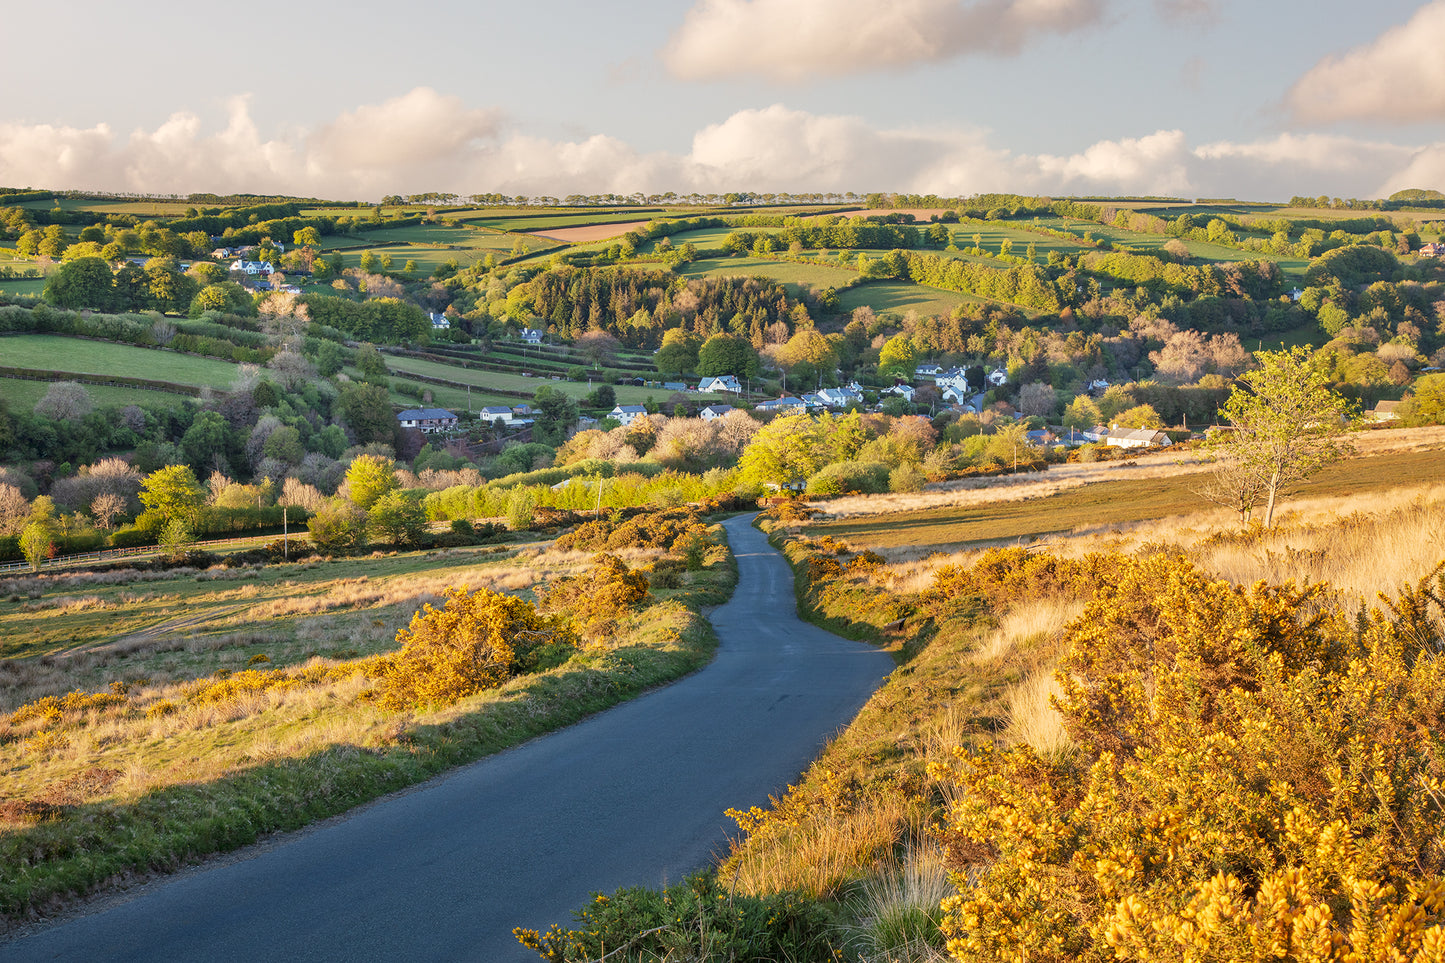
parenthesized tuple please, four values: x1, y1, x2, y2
(4, 515, 895, 962)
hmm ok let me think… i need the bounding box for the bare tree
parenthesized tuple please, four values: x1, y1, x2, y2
(0, 484, 28, 536)
(34, 381, 93, 421)
(91, 493, 127, 531)
(266, 350, 317, 392)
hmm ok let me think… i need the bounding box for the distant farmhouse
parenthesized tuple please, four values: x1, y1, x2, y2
(698, 375, 742, 394)
(397, 408, 458, 433)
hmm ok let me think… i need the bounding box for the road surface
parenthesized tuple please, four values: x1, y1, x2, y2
(4, 514, 895, 962)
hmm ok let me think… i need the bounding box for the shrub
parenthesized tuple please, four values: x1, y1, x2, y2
(514, 873, 835, 963)
(538, 554, 650, 643)
(370, 587, 573, 710)
(804, 461, 891, 497)
(933, 556, 1445, 961)
(505, 487, 537, 532)
(889, 463, 926, 493)
(307, 500, 368, 555)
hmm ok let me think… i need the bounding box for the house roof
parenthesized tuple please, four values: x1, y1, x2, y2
(1106, 427, 1166, 443)
(611, 405, 647, 414)
(480, 406, 513, 415)
(398, 408, 457, 420)
(700, 404, 734, 415)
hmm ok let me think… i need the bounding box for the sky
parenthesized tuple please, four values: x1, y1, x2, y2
(3, 0, 1445, 203)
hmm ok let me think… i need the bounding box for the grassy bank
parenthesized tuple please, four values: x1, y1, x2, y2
(0, 520, 738, 927)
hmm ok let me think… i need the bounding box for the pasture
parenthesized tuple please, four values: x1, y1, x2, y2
(0, 335, 240, 389)
(0, 277, 46, 298)
(0, 377, 194, 413)
(8, 198, 195, 216)
(463, 211, 676, 231)
(380, 354, 724, 406)
(835, 280, 975, 317)
(676, 256, 859, 294)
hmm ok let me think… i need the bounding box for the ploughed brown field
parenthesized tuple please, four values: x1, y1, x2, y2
(526, 221, 652, 242)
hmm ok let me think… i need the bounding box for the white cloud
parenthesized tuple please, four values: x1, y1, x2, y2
(1287, 1, 1445, 124)
(661, 0, 1105, 83)
(0, 90, 1438, 202)
(1153, 0, 1219, 25)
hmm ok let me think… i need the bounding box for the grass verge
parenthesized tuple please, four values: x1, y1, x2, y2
(0, 525, 738, 928)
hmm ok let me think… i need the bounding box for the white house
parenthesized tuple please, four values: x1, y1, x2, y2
(1102, 426, 1169, 449)
(698, 375, 742, 394)
(986, 366, 1009, 388)
(229, 259, 275, 275)
(935, 368, 970, 395)
(699, 404, 735, 421)
(429, 312, 450, 330)
(521, 328, 545, 345)
(914, 363, 944, 380)
(396, 408, 458, 433)
(940, 384, 972, 404)
(1368, 400, 1401, 422)
(814, 386, 862, 408)
(801, 393, 827, 409)
(886, 384, 916, 402)
(755, 396, 807, 414)
(480, 406, 516, 426)
(609, 404, 648, 426)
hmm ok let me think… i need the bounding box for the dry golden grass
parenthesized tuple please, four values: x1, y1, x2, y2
(811, 425, 1445, 523)
(1004, 670, 1071, 757)
(722, 792, 917, 901)
(972, 597, 1086, 663)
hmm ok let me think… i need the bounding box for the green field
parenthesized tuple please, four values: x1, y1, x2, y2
(804, 448, 1445, 552)
(0, 277, 46, 298)
(0, 376, 195, 412)
(636, 226, 740, 252)
(464, 211, 663, 231)
(677, 256, 859, 293)
(10, 198, 195, 216)
(318, 223, 559, 270)
(835, 280, 976, 317)
(0, 335, 241, 389)
(381, 354, 726, 406)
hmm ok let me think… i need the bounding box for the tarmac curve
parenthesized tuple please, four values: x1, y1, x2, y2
(3, 515, 895, 962)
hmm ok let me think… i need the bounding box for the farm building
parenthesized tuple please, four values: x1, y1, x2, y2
(397, 408, 458, 433)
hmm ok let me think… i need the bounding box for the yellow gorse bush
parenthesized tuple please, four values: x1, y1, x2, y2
(370, 586, 574, 711)
(933, 553, 1445, 962)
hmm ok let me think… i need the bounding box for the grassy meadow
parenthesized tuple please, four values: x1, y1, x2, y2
(0, 377, 194, 413)
(380, 354, 727, 405)
(0, 524, 738, 923)
(0, 335, 240, 389)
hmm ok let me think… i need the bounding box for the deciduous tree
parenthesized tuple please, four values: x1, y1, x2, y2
(1208, 346, 1356, 527)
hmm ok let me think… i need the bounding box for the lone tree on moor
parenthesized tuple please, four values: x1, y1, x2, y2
(1204, 346, 1356, 528)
